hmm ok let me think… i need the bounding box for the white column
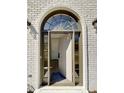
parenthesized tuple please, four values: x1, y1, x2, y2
(35, 34, 41, 89)
(82, 25, 88, 90)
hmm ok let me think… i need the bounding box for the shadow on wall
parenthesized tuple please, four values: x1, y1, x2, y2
(86, 25, 89, 91)
(27, 20, 38, 39)
(27, 84, 35, 93)
(92, 18, 97, 33)
(28, 25, 38, 39)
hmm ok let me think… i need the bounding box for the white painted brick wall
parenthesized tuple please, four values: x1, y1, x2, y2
(27, 0, 97, 91)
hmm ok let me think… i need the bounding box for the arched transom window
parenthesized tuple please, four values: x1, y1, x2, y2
(43, 14, 80, 32)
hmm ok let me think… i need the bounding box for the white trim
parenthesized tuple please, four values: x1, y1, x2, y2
(34, 86, 89, 93)
(36, 7, 88, 92)
(81, 20, 88, 90)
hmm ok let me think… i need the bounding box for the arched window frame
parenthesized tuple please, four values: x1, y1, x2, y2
(43, 14, 81, 32)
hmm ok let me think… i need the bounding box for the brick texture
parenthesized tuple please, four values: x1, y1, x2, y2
(27, 0, 97, 91)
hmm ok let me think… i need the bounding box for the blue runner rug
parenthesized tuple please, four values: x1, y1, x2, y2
(51, 72, 65, 82)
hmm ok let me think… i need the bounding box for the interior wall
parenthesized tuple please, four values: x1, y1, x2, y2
(66, 37, 73, 81)
(59, 35, 72, 81)
(59, 38, 66, 77)
(51, 39, 59, 59)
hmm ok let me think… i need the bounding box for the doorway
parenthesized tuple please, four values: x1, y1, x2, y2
(40, 12, 83, 86)
(41, 31, 82, 86)
(50, 32, 73, 86)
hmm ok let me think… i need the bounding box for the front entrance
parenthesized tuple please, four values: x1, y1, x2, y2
(41, 31, 82, 86)
(40, 12, 83, 87)
(50, 32, 73, 85)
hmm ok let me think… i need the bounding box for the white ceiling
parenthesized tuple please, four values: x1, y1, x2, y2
(51, 33, 69, 39)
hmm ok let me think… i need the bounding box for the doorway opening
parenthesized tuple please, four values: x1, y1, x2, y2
(40, 11, 83, 86)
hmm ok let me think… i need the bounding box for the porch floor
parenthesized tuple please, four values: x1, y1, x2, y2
(34, 86, 86, 93)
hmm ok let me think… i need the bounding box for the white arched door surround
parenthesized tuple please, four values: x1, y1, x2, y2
(36, 7, 88, 91)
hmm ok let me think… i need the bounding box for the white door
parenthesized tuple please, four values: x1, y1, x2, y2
(58, 33, 74, 82)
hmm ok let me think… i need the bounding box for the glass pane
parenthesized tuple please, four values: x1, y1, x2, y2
(49, 21, 60, 31)
(72, 22, 78, 30)
(75, 32, 80, 85)
(47, 17, 55, 24)
(44, 23, 50, 31)
(54, 15, 61, 21)
(64, 21, 72, 30)
(43, 14, 79, 31)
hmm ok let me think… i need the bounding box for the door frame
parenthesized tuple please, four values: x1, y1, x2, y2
(48, 31, 51, 85)
(46, 31, 81, 85)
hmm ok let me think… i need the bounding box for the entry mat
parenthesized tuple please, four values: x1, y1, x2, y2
(51, 72, 65, 82)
